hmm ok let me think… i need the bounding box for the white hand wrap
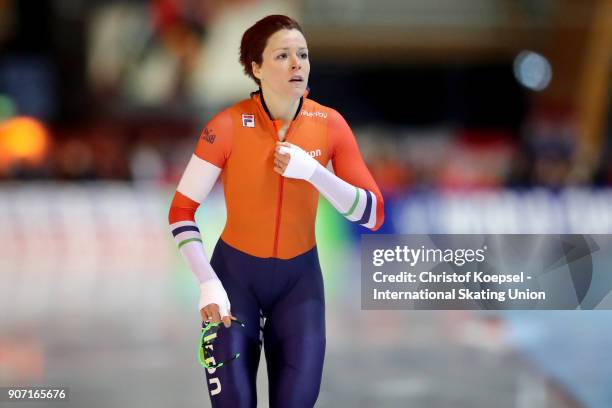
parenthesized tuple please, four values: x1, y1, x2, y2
(278, 143, 319, 180)
(199, 279, 231, 318)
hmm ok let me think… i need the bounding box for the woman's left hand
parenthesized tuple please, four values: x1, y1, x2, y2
(274, 141, 318, 180)
(274, 142, 292, 175)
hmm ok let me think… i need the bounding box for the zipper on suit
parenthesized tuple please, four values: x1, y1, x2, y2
(272, 120, 299, 258)
(254, 92, 303, 258)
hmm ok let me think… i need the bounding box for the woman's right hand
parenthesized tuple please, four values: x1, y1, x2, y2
(200, 303, 237, 328)
(199, 279, 235, 328)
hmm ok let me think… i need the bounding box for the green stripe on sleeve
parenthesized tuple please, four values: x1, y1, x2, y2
(178, 237, 203, 249)
(342, 188, 361, 217)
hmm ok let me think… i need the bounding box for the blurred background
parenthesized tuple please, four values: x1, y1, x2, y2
(1, 0, 611, 407)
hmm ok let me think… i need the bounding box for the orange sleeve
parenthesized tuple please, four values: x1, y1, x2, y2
(328, 108, 385, 230)
(168, 110, 232, 225)
(168, 191, 200, 224)
(194, 110, 233, 168)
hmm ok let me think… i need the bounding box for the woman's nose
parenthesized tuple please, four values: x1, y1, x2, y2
(290, 55, 301, 70)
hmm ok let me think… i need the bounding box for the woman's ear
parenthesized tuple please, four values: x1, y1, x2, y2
(252, 61, 262, 81)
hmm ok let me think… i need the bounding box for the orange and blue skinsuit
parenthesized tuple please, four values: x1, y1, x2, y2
(168, 91, 384, 407)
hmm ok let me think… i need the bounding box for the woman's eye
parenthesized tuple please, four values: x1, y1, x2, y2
(276, 53, 287, 60)
(300, 52, 308, 59)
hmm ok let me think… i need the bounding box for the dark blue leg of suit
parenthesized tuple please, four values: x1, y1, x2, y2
(203, 239, 326, 408)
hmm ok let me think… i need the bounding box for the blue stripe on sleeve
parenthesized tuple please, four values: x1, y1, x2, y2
(172, 225, 200, 237)
(355, 190, 372, 225)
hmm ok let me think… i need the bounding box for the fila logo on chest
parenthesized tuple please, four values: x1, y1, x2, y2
(242, 114, 255, 128)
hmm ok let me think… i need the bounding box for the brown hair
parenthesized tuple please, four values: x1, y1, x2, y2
(239, 15, 304, 85)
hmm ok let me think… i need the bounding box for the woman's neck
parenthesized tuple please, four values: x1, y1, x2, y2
(260, 87, 301, 124)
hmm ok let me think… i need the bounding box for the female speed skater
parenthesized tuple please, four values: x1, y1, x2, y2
(168, 14, 384, 408)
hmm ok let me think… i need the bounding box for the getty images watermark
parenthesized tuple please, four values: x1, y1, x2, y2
(361, 235, 612, 310)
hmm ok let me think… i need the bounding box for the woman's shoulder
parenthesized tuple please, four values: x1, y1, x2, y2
(218, 97, 255, 115)
(206, 97, 254, 123)
(302, 97, 344, 122)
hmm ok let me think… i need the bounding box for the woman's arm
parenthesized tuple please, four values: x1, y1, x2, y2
(275, 109, 384, 230)
(168, 111, 233, 323)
